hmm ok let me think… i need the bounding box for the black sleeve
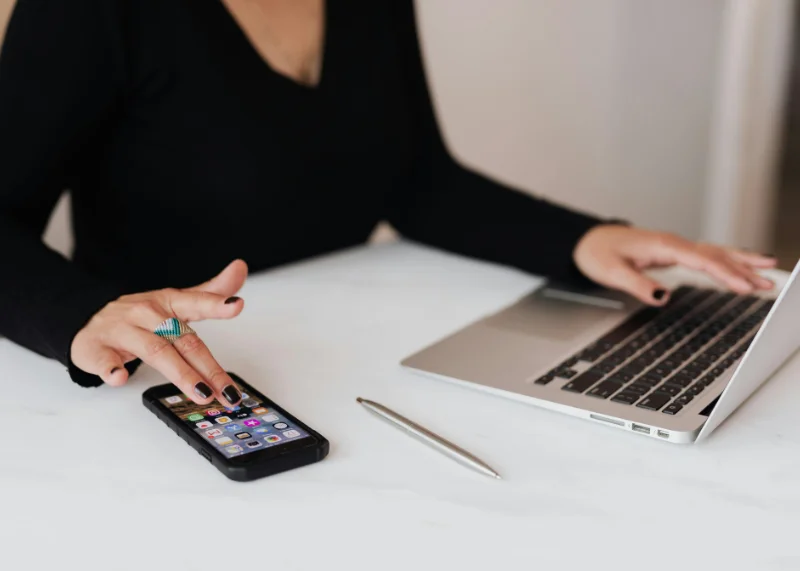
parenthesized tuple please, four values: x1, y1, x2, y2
(0, 0, 129, 387)
(384, 1, 606, 283)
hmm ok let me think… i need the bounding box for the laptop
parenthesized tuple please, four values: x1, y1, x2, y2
(401, 260, 800, 443)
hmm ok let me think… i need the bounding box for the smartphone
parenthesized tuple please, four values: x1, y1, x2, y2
(142, 373, 329, 482)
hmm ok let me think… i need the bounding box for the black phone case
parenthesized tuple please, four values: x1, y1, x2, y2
(142, 372, 329, 482)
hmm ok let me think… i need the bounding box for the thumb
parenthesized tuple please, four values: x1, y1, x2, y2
(596, 261, 670, 306)
(189, 259, 248, 296)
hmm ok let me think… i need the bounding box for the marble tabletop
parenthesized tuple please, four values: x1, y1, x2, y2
(1, 242, 798, 571)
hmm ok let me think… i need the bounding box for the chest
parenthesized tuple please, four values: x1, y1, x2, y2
(107, 1, 416, 201)
(219, 0, 325, 88)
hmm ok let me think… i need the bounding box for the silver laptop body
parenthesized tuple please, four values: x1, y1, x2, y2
(402, 260, 800, 443)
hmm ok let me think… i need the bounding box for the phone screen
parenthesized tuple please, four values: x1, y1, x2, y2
(159, 390, 311, 458)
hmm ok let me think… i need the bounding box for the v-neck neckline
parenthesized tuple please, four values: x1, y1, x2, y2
(214, 0, 332, 93)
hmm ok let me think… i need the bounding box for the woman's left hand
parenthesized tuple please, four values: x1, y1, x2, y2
(573, 225, 778, 306)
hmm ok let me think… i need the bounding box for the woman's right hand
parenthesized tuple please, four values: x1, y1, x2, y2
(70, 260, 249, 407)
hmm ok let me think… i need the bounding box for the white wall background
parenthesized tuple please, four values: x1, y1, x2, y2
(417, 0, 727, 239)
(0, 0, 790, 256)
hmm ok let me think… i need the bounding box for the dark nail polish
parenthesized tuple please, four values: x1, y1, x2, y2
(224, 296, 241, 305)
(194, 382, 213, 400)
(653, 289, 667, 301)
(110, 367, 121, 375)
(222, 384, 242, 405)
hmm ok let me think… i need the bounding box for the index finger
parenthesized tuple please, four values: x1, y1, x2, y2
(173, 333, 242, 408)
(161, 289, 244, 322)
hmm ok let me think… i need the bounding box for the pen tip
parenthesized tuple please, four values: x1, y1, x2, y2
(494, 474, 502, 480)
(356, 397, 363, 404)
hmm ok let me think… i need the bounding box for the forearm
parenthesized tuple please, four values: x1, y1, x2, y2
(0, 215, 126, 377)
(387, 162, 604, 282)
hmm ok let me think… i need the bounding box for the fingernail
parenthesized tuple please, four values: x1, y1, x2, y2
(110, 367, 122, 375)
(194, 382, 213, 399)
(222, 384, 242, 405)
(224, 296, 241, 305)
(653, 289, 667, 301)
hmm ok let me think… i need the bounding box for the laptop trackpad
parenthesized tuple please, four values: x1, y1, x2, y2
(484, 288, 632, 342)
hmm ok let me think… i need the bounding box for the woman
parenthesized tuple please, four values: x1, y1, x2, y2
(0, 0, 775, 409)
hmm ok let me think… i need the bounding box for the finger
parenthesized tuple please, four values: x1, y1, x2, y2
(172, 333, 242, 407)
(723, 255, 774, 290)
(113, 326, 211, 405)
(667, 246, 755, 294)
(593, 259, 670, 306)
(727, 249, 779, 269)
(189, 259, 249, 296)
(161, 289, 245, 322)
(73, 344, 129, 387)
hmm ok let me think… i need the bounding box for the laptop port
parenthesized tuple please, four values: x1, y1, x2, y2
(656, 430, 669, 439)
(590, 414, 625, 427)
(631, 423, 650, 435)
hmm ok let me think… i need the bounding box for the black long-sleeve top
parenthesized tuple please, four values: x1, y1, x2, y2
(0, 0, 603, 387)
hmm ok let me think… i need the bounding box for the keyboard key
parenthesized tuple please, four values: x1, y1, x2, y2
(658, 383, 682, 396)
(685, 362, 707, 375)
(534, 374, 555, 385)
(668, 373, 693, 388)
(675, 394, 694, 405)
(694, 354, 716, 366)
(611, 392, 640, 405)
(662, 403, 683, 415)
(686, 384, 705, 396)
(578, 351, 602, 363)
(697, 375, 716, 387)
(563, 371, 604, 393)
(651, 366, 672, 378)
(676, 367, 701, 380)
(554, 368, 578, 379)
(615, 371, 635, 382)
(595, 362, 616, 374)
(626, 383, 651, 395)
(587, 380, 625, 399)
(637, 393, 672, 411)
(634, 376, 660, 388)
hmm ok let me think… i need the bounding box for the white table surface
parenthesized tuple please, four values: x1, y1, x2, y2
(2, 242, 799, 571)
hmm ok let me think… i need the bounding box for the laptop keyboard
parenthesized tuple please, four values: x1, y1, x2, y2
(533, 286, 773, 415)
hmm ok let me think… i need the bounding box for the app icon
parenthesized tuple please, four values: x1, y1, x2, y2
(265, 435, 282, 444)
(225, 406, 241, 413)
(236, 413, 249, 419)
(252, 407, 268, 415)
(225, 423, 243, 432)
(165, 396, 182, 405)
(215, 416, 232, 424)
(206, 409, 220, 417)
(205, 428, 223, 439)
(235, 432, 252, 440)
(187, 413, 204, 422)
(216, 436, 233, 446)
(241, 393, 249, 399)
(283, 430, 301, 439)
(225, 445, 243, 454)
(242, 398, 259, 408)
(273, 422, 288, 430)
(243, 419, 261, 427)
(262, 414, 279, 423)
(254, 427, 269, 434)
(245, 440, 263, 449)
(196, 421, 213, 429)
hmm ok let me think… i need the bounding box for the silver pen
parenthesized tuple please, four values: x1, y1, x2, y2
(356, 397, 502, 480)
